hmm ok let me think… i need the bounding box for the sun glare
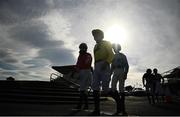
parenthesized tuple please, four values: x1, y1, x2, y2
(105, 24, 128, 45)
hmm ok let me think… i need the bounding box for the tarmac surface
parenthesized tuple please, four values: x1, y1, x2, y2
(1, 96, 180, 116)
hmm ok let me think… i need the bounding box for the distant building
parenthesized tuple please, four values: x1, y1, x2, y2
(6, 76, 15, 81)
(162, 66, 180, 96)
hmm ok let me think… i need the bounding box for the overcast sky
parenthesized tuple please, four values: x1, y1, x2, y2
(0, 0, 179, 86)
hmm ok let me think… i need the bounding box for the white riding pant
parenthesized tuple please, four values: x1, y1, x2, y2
(111, 68, 125, 92)
(79, 69, 92, 91)
(92, 61, 111, 92)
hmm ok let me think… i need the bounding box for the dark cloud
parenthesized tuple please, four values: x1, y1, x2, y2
(19, 71, 29, 75)
(23, 59, 49, 68)
(0, 0, 51, 25)
(53, 0, 88, 10)
(0, 61, 19, 70)
(0, 71, 18, 76)
(0, 0, 74, 79)
(10, 21, 64, 49)
(3, 58, 18, 63)
(0, 49, 19, 73)
(0, 48, 18, 63)
(37, 47, 76, 65)
(0, 71, 18, 80)
(0, 49, 9, 57)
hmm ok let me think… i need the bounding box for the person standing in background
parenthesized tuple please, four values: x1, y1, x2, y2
(75, 43, 93, 110)
(111, 43, 129, 115)
(142, 69, 155, 104)
(153, 68, 164, 103)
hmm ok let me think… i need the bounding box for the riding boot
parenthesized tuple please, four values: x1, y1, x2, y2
(152, 95, 155, 104)
(110, 90, 121, 114)
(92, 90, 100, 115)
(161, 95, 165, 102)
(75, 91, 83, 109)
(156, 94, 159, 103)
(147, 92, 151, 104)
(120, 92, 127, 115)
(83, 92, 89, 110)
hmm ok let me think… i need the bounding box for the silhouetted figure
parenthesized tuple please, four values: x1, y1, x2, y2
(142, 69, 155, 104)
(153, 68, 165, 103)
(111, 43, 129, 115)
(91, 29, 115, 115)
(75, 43, 93, 110)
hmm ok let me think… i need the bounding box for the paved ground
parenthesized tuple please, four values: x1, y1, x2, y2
(0, 96, 180, 116)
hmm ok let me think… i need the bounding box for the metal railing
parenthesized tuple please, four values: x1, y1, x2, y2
(50, 73, 61, 81)
(50, 71, 93, 93)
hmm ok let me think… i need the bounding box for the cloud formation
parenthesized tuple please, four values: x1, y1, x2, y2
(0, 0, 179, 86)
(0, 0, 76, 80)
(0, 0, 51, 25)
(10, 21, 64, 49)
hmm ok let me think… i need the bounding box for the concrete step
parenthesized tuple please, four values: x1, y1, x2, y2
(0, 94, 108, 104)
(0, 93, 106, 101)
(0, 89, 81, 96)
(0, 93, 85, 101)
(0, 98, 97, 104)
(0, 87, 79, 92)
(0, 80, 76, 89)
(0, 84, 73, 89)
(0, 81, 108, 104)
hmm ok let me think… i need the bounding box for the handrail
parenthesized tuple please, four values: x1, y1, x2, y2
(60, 76, 80, 88)
(50, 72, 80, 88)
(50, 72, 92, 93)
